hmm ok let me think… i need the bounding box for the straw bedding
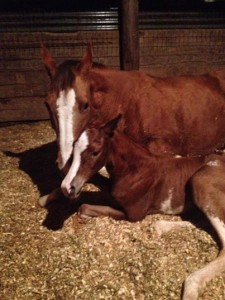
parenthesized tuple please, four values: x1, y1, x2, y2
(0, 121, 225, 300)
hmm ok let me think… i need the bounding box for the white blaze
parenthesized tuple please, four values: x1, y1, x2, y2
(61, 131, 89, 196)
(56, 88, 76, 169)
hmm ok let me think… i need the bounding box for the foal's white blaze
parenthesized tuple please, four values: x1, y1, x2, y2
(56, 88, 76, 169)
(61, 131, 89, 196)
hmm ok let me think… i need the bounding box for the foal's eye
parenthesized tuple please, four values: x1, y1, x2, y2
(91, 151, 99, 157)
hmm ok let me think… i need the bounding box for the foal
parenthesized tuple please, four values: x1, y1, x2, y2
(67, 116, 225, 300)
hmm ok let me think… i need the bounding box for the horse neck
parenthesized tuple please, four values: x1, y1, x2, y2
(94, 68, 143, 91)
(106, 131, 204, 186)
(90, 69, 143, 119)
(106, 131, 157, 178)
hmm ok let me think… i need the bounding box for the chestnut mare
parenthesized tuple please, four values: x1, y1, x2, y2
(41, 45, 105, 173)
(42, 45, 225, 197)
(59, 116, 225, 300)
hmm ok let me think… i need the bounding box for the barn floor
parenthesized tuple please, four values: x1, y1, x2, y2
(0, 121, 225, 300)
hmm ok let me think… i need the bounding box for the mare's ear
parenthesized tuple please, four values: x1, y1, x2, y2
(41, 44, 57, 78)
(102, 114, 122, 137)
(77, 43, 93, 75)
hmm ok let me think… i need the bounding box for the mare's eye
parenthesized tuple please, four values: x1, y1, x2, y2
(82, 102, 89, 111)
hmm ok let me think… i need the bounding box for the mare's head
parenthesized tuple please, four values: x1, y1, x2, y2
(41, 44, 103, 172)
(61, 115, 121, 199)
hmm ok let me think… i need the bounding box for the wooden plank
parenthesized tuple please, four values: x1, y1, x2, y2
(0, 96, 49, 121)
(0, 70, 47, 85)
(0, 47, 120, 63)
(0, 59, 45, 72)
(120, 0, 139, 70)
(0, 31, 119, 56)
(0, 71, 48, 98)
(141, 63, 212, 77)
(0, 84, 46, 98)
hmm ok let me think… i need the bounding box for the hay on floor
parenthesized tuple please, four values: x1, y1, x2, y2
(0, 121, 225, 300)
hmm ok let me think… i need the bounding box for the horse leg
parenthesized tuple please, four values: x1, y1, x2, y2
(38, 187, 63, 207)
(77, 203, 126, 220)
(182, 163, 225, 300)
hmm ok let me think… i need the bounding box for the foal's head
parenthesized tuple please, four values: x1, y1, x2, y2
(62, 115, 121, 199)
(41, 44, 104, 172)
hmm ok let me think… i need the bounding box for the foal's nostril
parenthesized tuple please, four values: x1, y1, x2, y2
(69, 184, 81, 199)
(69, 185, 75, 196)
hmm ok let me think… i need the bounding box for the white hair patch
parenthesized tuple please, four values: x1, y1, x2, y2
(56, 88, 76, 169)
(161, 188, 174, 214)
(207, 215, 225, 247)
(206, 160, 222, 167)
(160, 188, 182, 214)
(61, 131, 89, 196)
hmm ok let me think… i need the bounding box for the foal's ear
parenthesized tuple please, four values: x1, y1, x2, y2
(41, 44, 57, 78)
(102, 114, 122, 137)
(77, 43, 93, 75)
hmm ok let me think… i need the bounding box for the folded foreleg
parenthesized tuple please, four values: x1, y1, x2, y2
(77, 203, 126, 220)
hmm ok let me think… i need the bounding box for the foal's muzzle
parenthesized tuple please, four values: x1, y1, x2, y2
(60, 175, 85, 200)
(69, 185, 82, 199)
(69, 176, 86, 199)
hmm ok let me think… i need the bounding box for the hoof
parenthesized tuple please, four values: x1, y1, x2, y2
(77, 204, 93, 222)
(77, 212, 92, 222)
(38, 195, 48, 207)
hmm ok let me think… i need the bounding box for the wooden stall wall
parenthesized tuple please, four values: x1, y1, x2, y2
(140, 29, 225, 77)
(1, 28, 225, 122)
(0, 31, 120, 122)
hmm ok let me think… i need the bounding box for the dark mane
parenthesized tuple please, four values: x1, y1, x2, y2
(52, 60, 78, 94)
